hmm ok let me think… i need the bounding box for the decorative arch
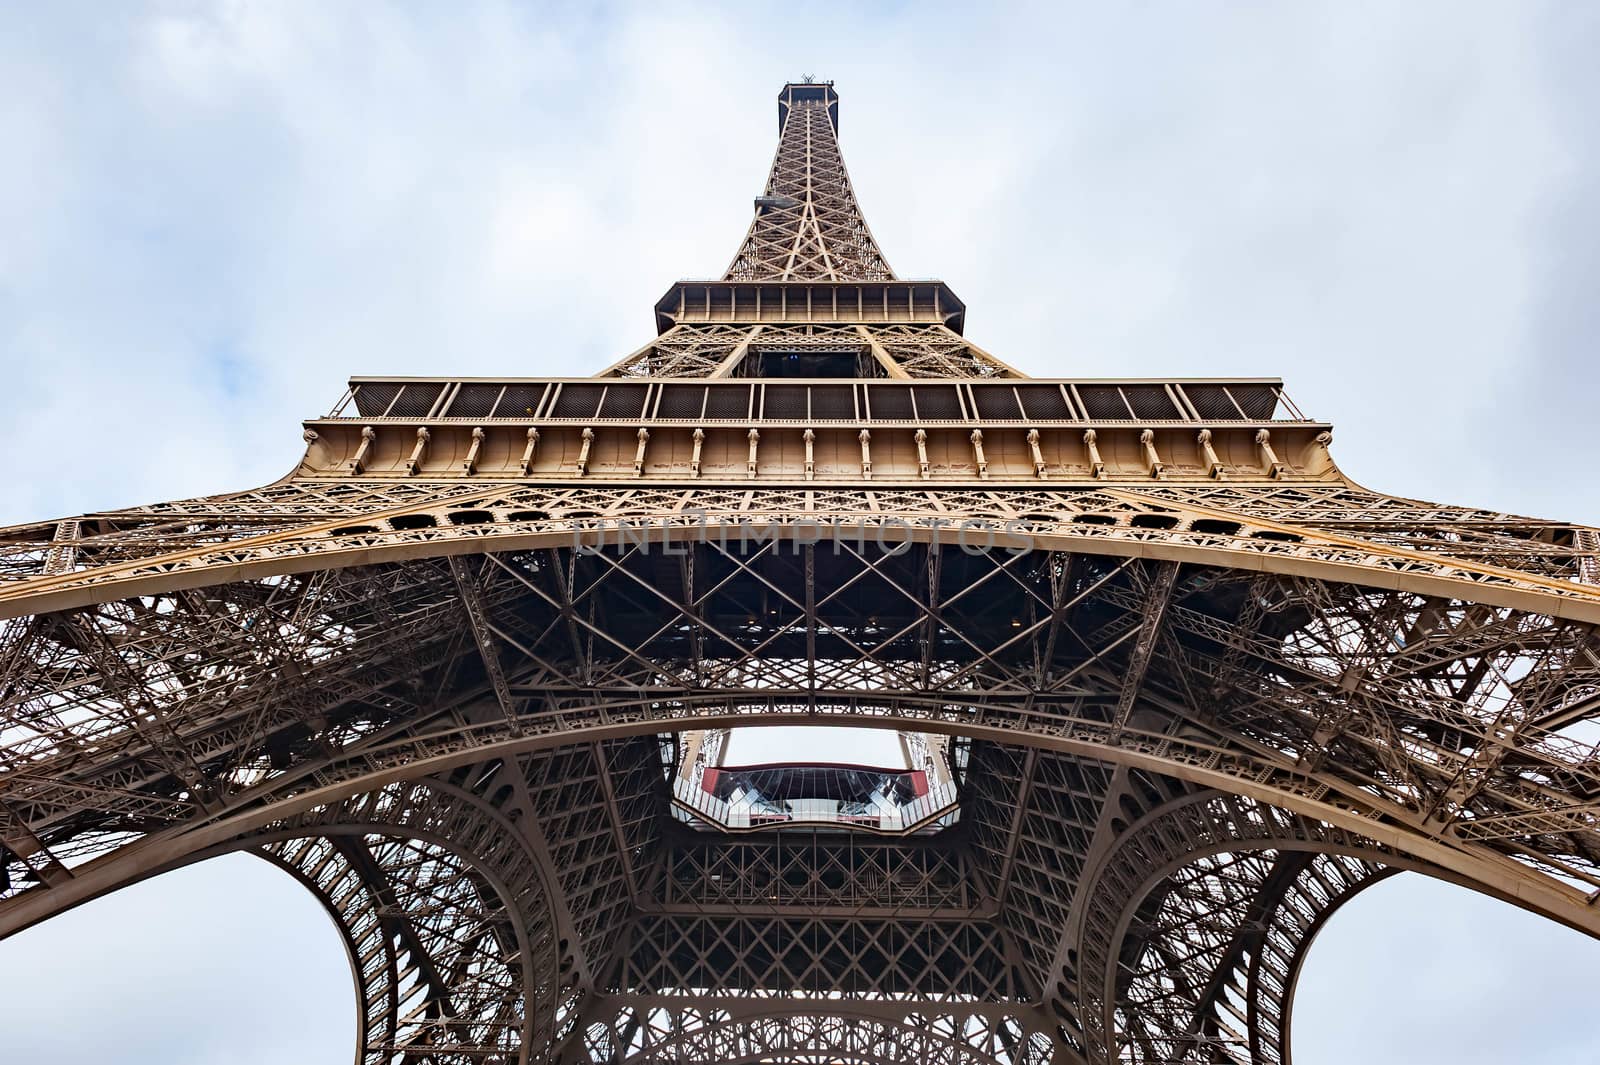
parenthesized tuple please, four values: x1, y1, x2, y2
(6, 527, 1598, 945)
(1068, 789, 1511, 1065)
(224, 775, 576, 1064)
(3, 526, 1599, 1065)
(4, 68, 1598, 1065)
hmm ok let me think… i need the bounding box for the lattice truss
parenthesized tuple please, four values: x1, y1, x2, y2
(873, 323, 1016, 379)
(258, 776, 568, 1063)
(0, 481, 1595, 602)
(726, 96, 891, 282)
(2, 521, 1599, 1062)
(581, 1001, 1059, 1065)
(5, 80, 1600, 1065)
(603, 322, 1015, 380)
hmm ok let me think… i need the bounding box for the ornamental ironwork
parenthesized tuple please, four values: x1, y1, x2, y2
(2, 80, 1598, 1064)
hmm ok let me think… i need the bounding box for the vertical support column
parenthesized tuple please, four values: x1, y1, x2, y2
(1083, 429, 1106, 480)
(634, 427, 651, 476)
(1026, 429, 1047, 479)
(576, 427, 594, 476)
(1197, 429, 1224, 480)
(42, 519, 81, 577)
(463, 427, 485, 475)
(1256, 429, 1286, 478)
(350, 425, 377, 475)
(1139, 430, 1165, 480)
(405, 427, 430, 476)
(970, 429, 988, 479)
(519, 427, 541, 476)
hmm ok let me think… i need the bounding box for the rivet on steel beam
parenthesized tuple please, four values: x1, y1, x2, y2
(970, 429, 988, 479)
(518, 426, 540, 476)
(1083, 429, 1106, 479)
(1026, 428, 1047, 479)
(1197, 429, 1225, 480)
(634, 427, 650, 475)
(350, 425, 376, 475)
(576, 427, 594, 476)
(1139, 429, 1166, 480)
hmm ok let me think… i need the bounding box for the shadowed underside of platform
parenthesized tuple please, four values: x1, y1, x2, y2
(2, 82, 1598, 1065)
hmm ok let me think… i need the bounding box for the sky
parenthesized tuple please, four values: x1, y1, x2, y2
(1, 2, 1598, 1062)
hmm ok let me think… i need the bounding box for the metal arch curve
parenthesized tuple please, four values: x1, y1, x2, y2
(1070, 789, 1518, 1065)
(2, 503, 1597, 624)
(6, 711, 1599, 949)
(254, 846, 373, 1065)
(6, 531, 1599, 944)
(1113, 850, 1393, 1065)
(4, 72, 1597, 1065)
(208, 775, 572, 1065)
(1074, 790, 1408, 1064)
(1262, 863, 1399, 1065)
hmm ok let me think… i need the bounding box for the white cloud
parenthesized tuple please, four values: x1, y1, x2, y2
(1295, 875, 1600, 1064)
(0, 854, 352, 1064)
(2, 2, 1598, 1062)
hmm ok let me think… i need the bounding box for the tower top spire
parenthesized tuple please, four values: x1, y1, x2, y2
(777, 80, 838, 134)
(725, 81, 889, 282)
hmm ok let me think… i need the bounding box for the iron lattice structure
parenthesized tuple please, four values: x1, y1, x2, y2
(3, 81, 1599, 1064)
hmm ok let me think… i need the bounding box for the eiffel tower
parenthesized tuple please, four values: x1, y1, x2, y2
(2, 80, 1599, 1065)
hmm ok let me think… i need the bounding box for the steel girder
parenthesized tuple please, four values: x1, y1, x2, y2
(6, 79, 1600, 1065)
(579, 997, 1059, 1064)
(1, 531, 1598, 1065)
(4, 536, 1598, 918)
(1, 483, 1595, 619)
(227, 742, 664, 1063)
(245, 774, 569, 1062)
(601, 321, 1018, 380)
(1071, 789, 1410, 1065)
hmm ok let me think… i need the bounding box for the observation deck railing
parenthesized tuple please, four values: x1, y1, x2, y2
(671, 773, 959, 834)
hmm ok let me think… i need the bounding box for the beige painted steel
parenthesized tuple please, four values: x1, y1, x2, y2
(1, 80, 1598, 1065)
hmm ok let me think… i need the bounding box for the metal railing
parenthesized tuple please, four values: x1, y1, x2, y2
(671, 773, 958, 833)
